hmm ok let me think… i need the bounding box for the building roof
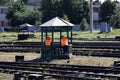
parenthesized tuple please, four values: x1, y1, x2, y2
(19, 23, 33, 27)
(19, 23, 34, 30)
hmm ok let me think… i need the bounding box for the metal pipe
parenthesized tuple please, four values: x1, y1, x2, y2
(90, 0, 93, 33)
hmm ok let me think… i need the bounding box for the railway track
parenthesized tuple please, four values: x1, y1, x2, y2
(0, 41, 120, 50)
(0, 42, 120, 57)
(0, 62, 120, 80)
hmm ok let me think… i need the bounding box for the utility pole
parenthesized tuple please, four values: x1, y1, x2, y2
(90, 0, 93, 33)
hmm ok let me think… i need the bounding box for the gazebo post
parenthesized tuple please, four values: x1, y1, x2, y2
(52, 30, 54, 43)
(67, 31, 69, 43)
(60, 30, 62, 45)
(51, 29, 54, 56)
(41, 32, 43, 43)
(71, 31, 72, 43)
(45, 32, 47, 37)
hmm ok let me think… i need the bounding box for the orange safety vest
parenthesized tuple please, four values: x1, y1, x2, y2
(45, 39, 51, 46)
(61, 37, 68, 46)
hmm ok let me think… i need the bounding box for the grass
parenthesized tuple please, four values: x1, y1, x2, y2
(73, 29, 120, 38)
(0, 29, 120, 42)
(0, 32, 18, 37)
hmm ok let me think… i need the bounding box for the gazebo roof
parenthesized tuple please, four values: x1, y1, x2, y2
(40, 17, 75, 27)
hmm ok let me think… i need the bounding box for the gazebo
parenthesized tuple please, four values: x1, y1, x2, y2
(40, 17, 74, 60)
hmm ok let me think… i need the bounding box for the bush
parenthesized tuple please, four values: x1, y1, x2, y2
(79, 18, 88, 31)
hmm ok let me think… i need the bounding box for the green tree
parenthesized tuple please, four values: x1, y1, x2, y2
(99, 0, 117, 23)
(79, 18, 88, 31)
(0, 0, 7, 5)
(62, 0, 89, 24)
(6, 0, 26, 19)
(62, 13, 70, 22)
(109, 12, 120, 28)
(7, 0, 42, 27)
(10, 9, 42, 27)
(93, 0, 101, 5)
(6, 0, 27, 26)
(41, 0, 63, 23)
(41, 0, 52, 23)
(62, 0, 72, 18)
(22, 0, 28, 4)
(41, 0, 89, 24)
(0, 0, 14, 6)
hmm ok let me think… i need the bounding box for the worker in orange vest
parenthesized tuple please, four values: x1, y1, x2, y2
(45, 36, 52, 53)
(45, 36, 51, 46)
(61, 36, 68, 53)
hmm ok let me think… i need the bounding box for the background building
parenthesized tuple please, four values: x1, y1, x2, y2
(92, 0, 120, 30)
(0, 6, 8, 32)
(27, 0, 41, 5)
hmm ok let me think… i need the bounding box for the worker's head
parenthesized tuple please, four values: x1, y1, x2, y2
(61, 35, 67, 39)
(61, 35, 64, 38)
(46, 36, 50, 39)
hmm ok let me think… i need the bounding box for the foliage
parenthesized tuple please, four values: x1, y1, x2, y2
(62, 0, 89, 24)
(41, 0, 89, 24)
(13, 0, 26, 12)
(21, 0, 28, 4)
(11, 9, 42, 27)
(6, 0, 26, 23)
(109, 12, 120, 28)
(0, 0, 7, 5)
(6, 0, 42, 27)
(99, 0, 117, 23)
(62, 13, 70, 22)
(79, 18, 88, 31)
(93, 0, 101, 5)
(41, 0, 63, 23)
(0, 0, 14, 6)
(34, 11, 42, 26)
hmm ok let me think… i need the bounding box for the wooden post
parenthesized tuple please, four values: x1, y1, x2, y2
(15, 55, 24, 62)
(13, 73, 22, 80)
